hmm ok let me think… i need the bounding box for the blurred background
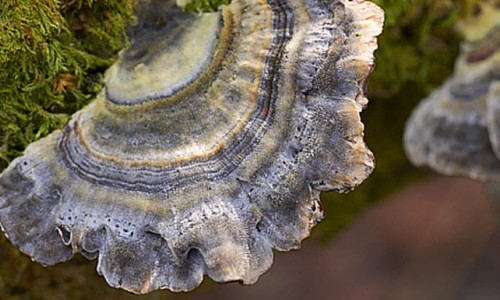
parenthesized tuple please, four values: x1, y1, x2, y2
(1, 0, 499, 299)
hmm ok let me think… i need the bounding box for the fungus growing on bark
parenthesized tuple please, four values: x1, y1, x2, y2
(0, 0, 383, 294)
(404, 0, 500, 181)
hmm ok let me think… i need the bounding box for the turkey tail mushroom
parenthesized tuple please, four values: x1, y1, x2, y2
(404, 0, 500, 181)
(0, 0, 383, 294)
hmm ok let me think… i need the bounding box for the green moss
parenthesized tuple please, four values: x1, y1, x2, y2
(61, 1, 136, 58)
(0, 0, 135, 170)
(184, 0, 231, 13)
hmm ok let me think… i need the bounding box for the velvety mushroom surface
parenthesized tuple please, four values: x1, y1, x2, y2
(0, 0, 383, 294)
(404, 0, 500, 181)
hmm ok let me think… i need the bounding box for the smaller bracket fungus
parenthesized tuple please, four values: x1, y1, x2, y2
(0, 0, 383, 294)
(404, 0, 500, 181)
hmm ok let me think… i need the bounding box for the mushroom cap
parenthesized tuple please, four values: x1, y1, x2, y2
(0, 0, 383, 294)
(404, 1, 500, 181)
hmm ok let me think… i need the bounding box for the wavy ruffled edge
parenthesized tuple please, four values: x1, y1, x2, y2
(0, 0, 385, 294)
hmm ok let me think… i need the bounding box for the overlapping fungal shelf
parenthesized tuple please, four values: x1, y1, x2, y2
(404, 0, 500, 181)
(0, 0, 383, 293)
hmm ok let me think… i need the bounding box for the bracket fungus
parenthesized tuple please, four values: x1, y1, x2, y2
(0, 0, 383, 294)
(404, 0, 500, 181)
